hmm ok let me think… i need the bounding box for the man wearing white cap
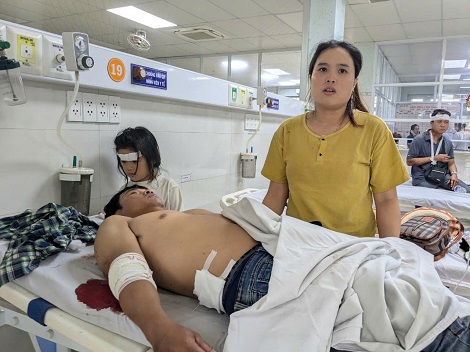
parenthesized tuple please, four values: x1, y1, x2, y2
(407, 108, 470, 192)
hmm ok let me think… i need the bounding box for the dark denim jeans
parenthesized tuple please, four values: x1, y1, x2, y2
(222, 244, 273, 315)
(422, 316, 470, 352)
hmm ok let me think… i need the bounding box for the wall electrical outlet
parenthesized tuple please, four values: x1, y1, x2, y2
(82, 93, 97, 122)
(108, 96, 121, 124)
(96, 94, 109, 123)
(245, 115, 259, 130)
(181, 174, 191, 183)
(67, 91, 83, 122)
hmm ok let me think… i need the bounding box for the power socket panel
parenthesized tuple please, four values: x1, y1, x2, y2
(82, 93, 97, 122)
(108, 96, 121, 124)
(96, 94, 109, 123)
(244, 115, 259, 130)
(67, 91, 83, 122)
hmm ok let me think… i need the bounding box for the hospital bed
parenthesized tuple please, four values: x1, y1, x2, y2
(396, 180, 470, 220)
(0, 223, 228, 352)
(220, 188, 470, 299)
(221, 183, 470, 220)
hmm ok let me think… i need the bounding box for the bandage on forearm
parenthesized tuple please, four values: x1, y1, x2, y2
(108, 252, 157, 300)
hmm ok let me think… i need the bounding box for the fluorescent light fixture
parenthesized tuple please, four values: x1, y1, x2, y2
(263, 69, 289, 76)
(222, 60, 248, 70)
(411, 99, 423, 102)
(444, 60, 467, 69)
(290, 79, 300, 84)
(261, 73, 279, 80)
(443, 74, 461, 80)
(107, 6, 176, 29)
(279, 81, 297, 86)
(460, 86, 470, 89)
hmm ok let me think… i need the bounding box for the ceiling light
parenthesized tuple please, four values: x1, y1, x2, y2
(444, 60, 467, 69)
(222, 60, 248, 70)
(107, 6, 176, 29)
(261, 73, 279, 80)
(411, 99, 423, 102)
(443, 74, 461, 80)
(263, 69, 289, 76)
(279, 81, 298, 86)
(460, 86, 470, 89)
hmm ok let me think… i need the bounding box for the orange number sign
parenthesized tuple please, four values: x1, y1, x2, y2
(107, 58, 125, 82)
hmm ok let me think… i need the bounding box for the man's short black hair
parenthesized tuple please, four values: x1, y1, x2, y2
(104, 185, 148, 218)
(431, 109, 451, 117)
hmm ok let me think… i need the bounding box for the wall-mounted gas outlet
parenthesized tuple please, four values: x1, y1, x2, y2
(256, 86, 268, 105)
(82, 93, 97, 122)
(42, 36, 73, 80)
(67, 91, 83, 122)
(6, 26, 42, 76)
(108, 96, 121, 124)
(96, 94, 109, 123)
(239, 86, 247, 107)
(247, 89, 254, 109)
(62, 32, 94, 71)
(228, 84, 238, 106)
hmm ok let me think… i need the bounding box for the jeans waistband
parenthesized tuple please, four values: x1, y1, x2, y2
(222, 244, 262, 315)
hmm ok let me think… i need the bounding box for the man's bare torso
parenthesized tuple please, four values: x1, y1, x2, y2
(127, 210, 258, 297)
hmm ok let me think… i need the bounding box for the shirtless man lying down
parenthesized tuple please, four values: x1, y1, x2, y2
(95, 185, 470, 352)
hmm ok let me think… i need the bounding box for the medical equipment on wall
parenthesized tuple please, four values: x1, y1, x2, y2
(0, 40, 27, 105)
(59, 166, 94, 215)
(240, 87, 266, 178)
(57, 32, 94, 214)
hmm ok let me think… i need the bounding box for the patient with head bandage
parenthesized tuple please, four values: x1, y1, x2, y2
(113, 126, 183, 211)
(95, 185, 470, 352)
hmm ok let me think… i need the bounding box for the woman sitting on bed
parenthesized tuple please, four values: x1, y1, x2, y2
(96, 185, 470, 352)
(261, 40, 409, 238)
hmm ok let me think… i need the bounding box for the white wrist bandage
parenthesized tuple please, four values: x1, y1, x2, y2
(108, 252, 157, 300)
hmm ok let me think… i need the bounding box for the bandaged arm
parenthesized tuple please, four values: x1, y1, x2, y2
(94, 215, 213, 352)
(94, 216, 175, 350)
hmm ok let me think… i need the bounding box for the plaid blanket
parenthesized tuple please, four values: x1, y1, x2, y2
(0, 203, 98, 286)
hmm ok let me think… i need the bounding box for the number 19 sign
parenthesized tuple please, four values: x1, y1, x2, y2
(107, 58, 125, 82)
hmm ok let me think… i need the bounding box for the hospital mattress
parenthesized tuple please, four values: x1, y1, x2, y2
(0, 239, 229, 351)
(397, 180, 470, 219)
(220, 188, 470, 299)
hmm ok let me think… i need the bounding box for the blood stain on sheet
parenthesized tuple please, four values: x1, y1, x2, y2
(75, 279, 122, 313)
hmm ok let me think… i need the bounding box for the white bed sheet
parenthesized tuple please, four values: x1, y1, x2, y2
(0, 239, 229, 351)
(397, 180, 470, 219)
(220, 188, 470, 299)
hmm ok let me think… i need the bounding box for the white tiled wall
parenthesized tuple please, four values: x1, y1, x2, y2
(0, 82, 285, 217)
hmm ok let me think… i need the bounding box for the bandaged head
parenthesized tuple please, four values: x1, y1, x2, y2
(430, 109, 451, 122)
(117, 151, 142, 161)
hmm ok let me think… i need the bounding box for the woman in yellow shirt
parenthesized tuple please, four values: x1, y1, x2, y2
(261, 40, 409, 238)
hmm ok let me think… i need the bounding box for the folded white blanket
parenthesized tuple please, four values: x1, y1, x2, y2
(222, 198, 470, 352)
